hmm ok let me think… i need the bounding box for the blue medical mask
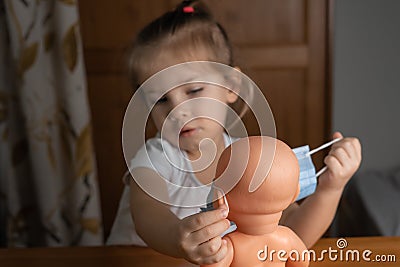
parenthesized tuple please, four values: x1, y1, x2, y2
(294, 138, 342, 201)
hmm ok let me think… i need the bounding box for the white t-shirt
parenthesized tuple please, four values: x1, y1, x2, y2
(106, 133, 236, 246)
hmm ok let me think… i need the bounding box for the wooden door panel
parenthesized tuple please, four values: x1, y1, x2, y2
(79, 1, 171, 48)
(205, 0, 306, 45)
(247, 69, 306, 147)
(237, 45, 308, 68)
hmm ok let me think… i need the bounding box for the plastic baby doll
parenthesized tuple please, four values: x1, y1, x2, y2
(202, 136, 309, 267)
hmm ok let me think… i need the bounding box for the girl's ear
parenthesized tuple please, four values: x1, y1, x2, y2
(227, 90, 239, 103)
(226, 66, 242, 103)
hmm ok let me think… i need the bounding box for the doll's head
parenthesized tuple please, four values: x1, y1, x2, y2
(215, 136, 300, 217)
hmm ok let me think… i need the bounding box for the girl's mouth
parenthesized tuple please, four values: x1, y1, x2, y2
(179, 127, 197, 137)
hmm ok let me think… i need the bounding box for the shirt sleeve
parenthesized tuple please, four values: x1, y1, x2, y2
(123, 137, 174, 185)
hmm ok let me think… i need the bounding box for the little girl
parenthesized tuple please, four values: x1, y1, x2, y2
(107, 1, 362, 265)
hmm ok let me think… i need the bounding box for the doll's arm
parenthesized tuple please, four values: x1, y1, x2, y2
(286, 232, 309, 267)
(280, 190, 342, 248)
(201, 237, 234, 267)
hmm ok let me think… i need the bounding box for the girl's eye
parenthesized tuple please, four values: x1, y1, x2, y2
(188, 87, 203, 95)
(156, 96, 167, 104)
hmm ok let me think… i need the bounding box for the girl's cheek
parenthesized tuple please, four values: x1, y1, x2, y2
(149, 112, 163, 129)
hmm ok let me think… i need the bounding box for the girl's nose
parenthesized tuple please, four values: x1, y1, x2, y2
(168, 106, 191, 122)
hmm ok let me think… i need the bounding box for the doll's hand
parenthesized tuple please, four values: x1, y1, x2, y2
(318, 132, 362, 193)
(174, 205, 230, 265)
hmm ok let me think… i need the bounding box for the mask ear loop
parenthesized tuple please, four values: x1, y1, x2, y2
(315, 166, 328, 177)
(212, 185, 229, 213)
(305, 137, 343, 177)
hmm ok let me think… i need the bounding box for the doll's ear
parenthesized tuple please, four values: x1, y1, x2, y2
(291, 184, 300, 203)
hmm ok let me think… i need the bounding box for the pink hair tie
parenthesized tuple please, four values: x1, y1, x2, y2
(183, 6, 194, 13)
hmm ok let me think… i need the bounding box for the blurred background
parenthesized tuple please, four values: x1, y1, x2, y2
(0, 0, 399, 247)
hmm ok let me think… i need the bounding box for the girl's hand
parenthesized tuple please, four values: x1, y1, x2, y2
(175, 206, 230, 265)
(318, 132, 362, 193)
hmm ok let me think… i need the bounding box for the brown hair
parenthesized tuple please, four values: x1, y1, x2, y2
(128, 0, 233, 88)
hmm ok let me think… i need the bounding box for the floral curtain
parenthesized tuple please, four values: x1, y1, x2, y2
(0, 0, 103, 246)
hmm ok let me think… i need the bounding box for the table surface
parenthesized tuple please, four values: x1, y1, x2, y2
(0, 237, 399, 266)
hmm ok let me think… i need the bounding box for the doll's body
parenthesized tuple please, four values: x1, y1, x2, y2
(222, 226, 307, 266)
(203, 136, 309, 267)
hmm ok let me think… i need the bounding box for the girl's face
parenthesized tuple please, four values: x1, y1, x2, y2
(144, 82, 238, 157)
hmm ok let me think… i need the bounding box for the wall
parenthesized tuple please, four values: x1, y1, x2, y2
(333, 0, 400, 173)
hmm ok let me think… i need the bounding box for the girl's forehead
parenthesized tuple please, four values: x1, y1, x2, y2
(137, 45, 215, 84)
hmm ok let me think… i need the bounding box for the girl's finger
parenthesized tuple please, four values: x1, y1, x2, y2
(191, 218, 230, 245)
(332, 131, 343, 140)
(182, 207, 228, 233)
(330, 143, 352, 161)
(198, 238, 228, 265)
(329, 147, 350, 168)
(196, 235, 222, 257)
(324, 154, 342, 174)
